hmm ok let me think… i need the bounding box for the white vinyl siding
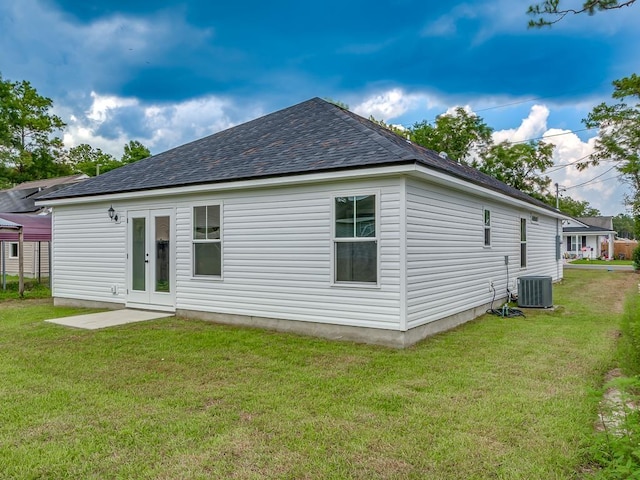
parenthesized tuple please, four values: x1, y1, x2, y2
(174, 180, 401, 330)
(51, 204, 127, 303)
(405, 178, 561, 329)
(48, 172, 561, 336)
(1, 241, 50, 277)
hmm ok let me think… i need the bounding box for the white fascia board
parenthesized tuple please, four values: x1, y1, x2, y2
(409, 164, 566, 220)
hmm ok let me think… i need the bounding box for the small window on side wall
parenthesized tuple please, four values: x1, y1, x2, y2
(9, 243, 18, 258)
(334, 195, 377, 284)
(520, 218, 527, 268)
(483, 209, 491, 247)
(193, 205, 222, 276)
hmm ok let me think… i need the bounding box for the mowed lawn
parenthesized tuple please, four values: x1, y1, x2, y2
(0, 270, 637, 479)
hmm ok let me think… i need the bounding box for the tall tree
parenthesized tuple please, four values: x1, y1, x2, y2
(0, 75, 66, 184)
(407, 108, 555, 197)
(528, 0, 636, 27)
(410, 108, 493, 164)
(580, 74, 640, 238)
(121, 140, 151, 164)
(64, 144, 119, 177)
(544, 195, 601, 217)
(479, 141, 555, 198)
(613, 213, 636, 238)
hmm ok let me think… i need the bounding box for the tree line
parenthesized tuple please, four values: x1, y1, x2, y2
(0, 74, 150, 190)
(2, 70, 638, 238)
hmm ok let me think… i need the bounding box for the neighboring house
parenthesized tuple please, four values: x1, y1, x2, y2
(38, 98, 564, 347)
(0, 174, 89, 214)
(0, 174, 87, 277)
(0, 213, 51, 279)
(562, 216, 615, 260)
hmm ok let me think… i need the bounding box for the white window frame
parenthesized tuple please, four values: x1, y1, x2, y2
(9, 242, 19, 259)
(483, 208, 491, 247)
(520, 217, 527, 269)
(331, 191, 380, 288)
(191, 203, 223, 279)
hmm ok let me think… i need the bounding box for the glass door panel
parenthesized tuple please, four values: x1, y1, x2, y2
(132, 217, 146, 291)
(155, 215, 170, 293)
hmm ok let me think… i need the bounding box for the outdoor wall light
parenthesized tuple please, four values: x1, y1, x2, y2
(108, 205, 118, 222)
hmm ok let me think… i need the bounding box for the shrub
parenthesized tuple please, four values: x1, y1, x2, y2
(633, 245, 640, 271)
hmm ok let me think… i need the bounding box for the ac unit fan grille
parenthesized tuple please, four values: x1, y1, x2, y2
(517, 276, 553, 308)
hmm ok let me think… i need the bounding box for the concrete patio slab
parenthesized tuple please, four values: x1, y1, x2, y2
(46, 309, 173, 330)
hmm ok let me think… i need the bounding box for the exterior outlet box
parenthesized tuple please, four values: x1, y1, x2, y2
(504, 255, 509, 265)
(110, 285, 118, 295)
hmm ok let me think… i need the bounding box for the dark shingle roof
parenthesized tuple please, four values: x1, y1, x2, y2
(39, 98, 557, 213)
(575, 216, 613, 230)
(564, 226, 615, 233)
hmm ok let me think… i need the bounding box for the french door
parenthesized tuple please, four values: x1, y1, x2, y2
(127, 208, 175, 309)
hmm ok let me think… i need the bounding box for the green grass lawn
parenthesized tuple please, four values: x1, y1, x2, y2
(569, 259, 634, 266)
(0, 270, 637, 479)
(0, 274, 51, 301)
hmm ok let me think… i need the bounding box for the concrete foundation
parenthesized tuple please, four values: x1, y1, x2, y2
(177, 296, 508, 348)
(54, 297, 125, 310)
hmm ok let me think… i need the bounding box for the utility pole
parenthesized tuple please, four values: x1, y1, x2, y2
(555, 183, 566, 210)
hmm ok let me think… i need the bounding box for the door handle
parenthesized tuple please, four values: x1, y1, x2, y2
(144, 260, 149, 263)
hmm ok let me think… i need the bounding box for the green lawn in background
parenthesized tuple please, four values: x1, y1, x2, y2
(569, 259, 633, 266)
(0, 270, 637, 479)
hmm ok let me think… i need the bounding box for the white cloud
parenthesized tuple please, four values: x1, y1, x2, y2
(87, 92, 139, 123)
(352, 89, 438, 121)
(492, 104, 549, 144)
(62, 92, 261, 157)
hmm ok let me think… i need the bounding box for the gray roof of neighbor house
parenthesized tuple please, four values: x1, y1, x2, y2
(0, 174, 89, 213)
(576, 216, 614, 230)
(564, 226, 615, 234)
(39, 98, 557, 213)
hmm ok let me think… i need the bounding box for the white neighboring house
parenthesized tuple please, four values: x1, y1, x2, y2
(562, 216, 616, 260)
(37, 98, 565, 347)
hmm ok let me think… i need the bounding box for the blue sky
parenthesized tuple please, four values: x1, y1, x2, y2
(1, 0, 639, 215)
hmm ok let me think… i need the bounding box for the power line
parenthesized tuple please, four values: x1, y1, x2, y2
(546, 153, 592, 174)
(564, 165, 619, 190)
(508, 127, 598, 145)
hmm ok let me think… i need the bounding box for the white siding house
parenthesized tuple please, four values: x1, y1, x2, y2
(562, 217, 615, 260)
(39, 98, 564, 347)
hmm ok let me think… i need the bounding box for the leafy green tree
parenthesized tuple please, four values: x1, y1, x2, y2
(407, 108, 554, 197)
(0, 75, 66, 184)
(121, 140, 151, 164)
(580, 74, 640, 238)
(410, 108, 493, 164)
(64, 144, 119, 177)
(544, 195, 601, 217)
(613, 213, 636, 238)
(479, 141, 555, 198)
(528, 0, 636, 27)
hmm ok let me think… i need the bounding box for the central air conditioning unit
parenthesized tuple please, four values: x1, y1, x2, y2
(517, 276, 553, 308)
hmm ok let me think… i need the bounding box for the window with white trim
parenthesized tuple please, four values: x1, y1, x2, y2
(520, 218, 527, 268)
(334, 195, 377, 283)
(9, 243, 18, 259)
(483, 209, 491, 247)
(193, 205, 221, 276)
